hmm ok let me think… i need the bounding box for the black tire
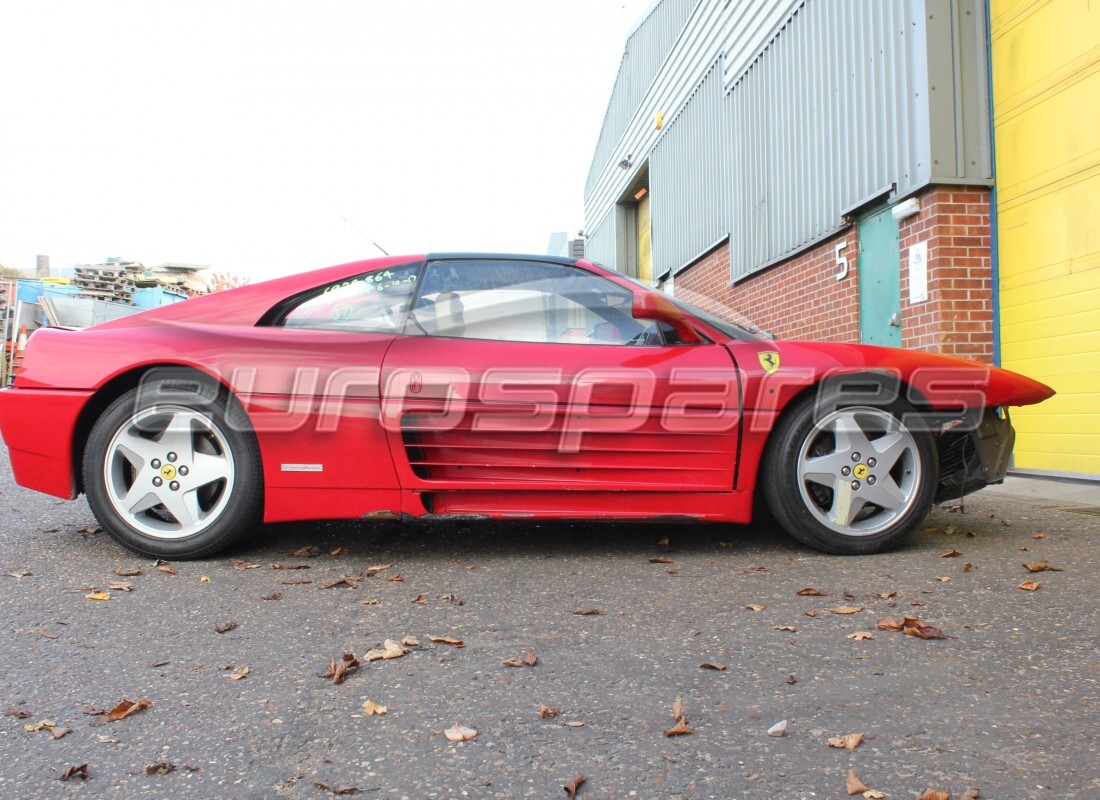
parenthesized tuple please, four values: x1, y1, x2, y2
(83, 376, 263, 559)
(760, 394, 937, 555)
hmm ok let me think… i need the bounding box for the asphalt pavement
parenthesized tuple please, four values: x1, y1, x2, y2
(0, 444, 1096, 800)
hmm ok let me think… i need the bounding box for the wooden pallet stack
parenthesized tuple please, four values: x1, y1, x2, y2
(72, 263, 140, 304)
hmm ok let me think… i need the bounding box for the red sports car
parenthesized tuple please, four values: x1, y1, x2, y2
(0, 253, 1053, 558)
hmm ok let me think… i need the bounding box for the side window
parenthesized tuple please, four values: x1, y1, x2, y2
(280, 264, 420, 333)
(408, 260, 660, 345)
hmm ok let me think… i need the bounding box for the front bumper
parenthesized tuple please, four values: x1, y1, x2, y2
(934, 407, 1015, 503)
(0, 387, 93, 500)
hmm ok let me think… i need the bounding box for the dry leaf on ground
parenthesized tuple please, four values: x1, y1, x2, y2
(744, 604, 764, 612)
(916, 791, 950, 800)
(322, 653, 360, 683)
(1023, 563, 1061, 572)
(271, 563, 310, 570)
(4, 709, 30, 719)
(846, 768, 870, 795)
(114, 567, 141, 576)
(85, 591, 110, 601)
(672, 697, 685, 720)
(59, 764, 89, 781)
(364, 640, 408, 661)
(214, 621, 238, 634)
(427, 636, 465, 648)
(877, 591, 897, 599)
(145, 761, 175, 775)
(386, 574, 404, 582)
(281, 579, 313, 585)
(830, 605, 864, 615)
(827, 732, 864, 750)
(106, 699, 150, 721)
(313, 782, 361, 795)
(649, 557, 673, 564)
(962, 790, 980, 799)
(563, 774, 586, 799)
(665, 717, 693, 737)
(699, 662, 727, 671)
(773, 625, 797, 632)
(229, 559, 258, 570)
(323, 575, 363, 589)
(1017, 580, 1041, 591)
(291, 546, 322, 558)
(48, 727, 72, 740)
(107, 581, 133, 592)
(847, 631, 874, 640)
(503, 649, 538, 667)
(401, 636, 420, 647)
(330, 547, 349, 556)
(796, 587, 826, 596)
(444, 723, 477, 742)
(440, 593, 464, 605)
(365, 564, 392, 576)
(411, 594, 429, 604)
(539, 705, 560, 718)
(941, 549, 962, 558)
(361, 700, 388, 716)
(571, 608, 604, 615)
(156, 566, 176, 575)
(227, 666, 249, 681)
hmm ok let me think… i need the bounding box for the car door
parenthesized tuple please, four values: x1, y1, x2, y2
(379, 258, 741, 495)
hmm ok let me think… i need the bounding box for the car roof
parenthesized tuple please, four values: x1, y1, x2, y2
(426, 252, 580, 267)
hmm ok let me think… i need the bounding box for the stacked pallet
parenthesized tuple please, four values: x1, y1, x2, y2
(72, 263, 140, 304)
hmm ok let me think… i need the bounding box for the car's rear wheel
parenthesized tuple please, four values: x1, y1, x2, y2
(761, 396, 936, 555)
(83, 378, 262, 559)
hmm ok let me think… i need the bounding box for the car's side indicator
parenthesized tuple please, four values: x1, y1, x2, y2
(281, 464, 324, 472)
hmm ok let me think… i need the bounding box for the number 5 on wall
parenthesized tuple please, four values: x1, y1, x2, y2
(835, 241, 849, 281)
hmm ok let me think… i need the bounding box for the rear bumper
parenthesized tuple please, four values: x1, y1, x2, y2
(934, 407, 1015, 503)
(0, 387, 93, 500)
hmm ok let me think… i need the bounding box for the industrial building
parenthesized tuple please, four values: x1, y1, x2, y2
(583, 0, 1098, 479)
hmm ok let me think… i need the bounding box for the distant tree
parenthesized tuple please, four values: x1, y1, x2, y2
(206, 271, 251, 293)
(0, 263, 26, 278)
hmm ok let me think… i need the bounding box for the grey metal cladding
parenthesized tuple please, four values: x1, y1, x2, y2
(651, 61, 729, 278)
(583, 209, 616, 271)
(584, 0, 699, 199)
(726, 0, 990, 281)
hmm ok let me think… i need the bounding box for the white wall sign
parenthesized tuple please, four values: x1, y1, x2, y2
(908, 241, 928, 303)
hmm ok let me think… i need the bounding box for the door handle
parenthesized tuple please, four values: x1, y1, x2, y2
(888, 312, 901, 328)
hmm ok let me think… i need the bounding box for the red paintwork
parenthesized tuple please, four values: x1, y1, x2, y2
(0, 254, 1055, 525)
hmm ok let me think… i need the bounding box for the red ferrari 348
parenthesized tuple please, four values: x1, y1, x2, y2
(0, 254, 1053, 558)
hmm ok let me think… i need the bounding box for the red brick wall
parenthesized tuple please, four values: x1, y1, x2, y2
(672, 185, 993, 362)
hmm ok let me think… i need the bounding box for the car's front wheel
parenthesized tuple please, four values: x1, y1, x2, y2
(761, 397, 937, 555)
(83, 378, 262, 559)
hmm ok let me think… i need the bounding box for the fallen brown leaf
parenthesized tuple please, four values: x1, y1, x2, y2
(59, 764, 89, 781)
(904, 620, 946, 639)
(846, 768, 870, 795)
(796, 587, 826, 596)
(773, 625, 797, 632)
(85, 591, 111, 601)
(144, 761, 175, 775)
(916, 791, 950, 800)
(214, 621, 238, 634)
(699, 662, 727, 671)
(364, 640, 408, 661)
(261, 592, 282, 601)
(280, 579, 313, 585)
(744, 604, 764, 612)
(1017, 579, 1041, 591)
(1023, 562, 1061, 573)
(672, 697, 684, 720)
(649, 557, 673, 564)
(411, 594, 429, 604)
(539, 705, 560, 718)
(427, 636, 465, 648)
(322, 653, 360, 683)
(863, 791, 886, 799)
(847, 631, 874, 641)
(107, 580, 133, 592)
(4, 709, 30, 719)
(106, 698, 150, 721)
(444, 722, 477, 742)
(322, 575, 363, 589)
(877, 591, 897, 599)
(386, 574, 404, 582)
(270, 563, 310, 570)
(361, 699, 388, 716)
(827, 732, 864, 750)
(562, 721, 586, 727)
(358, 599, 379, 605)
(227, 666, 249, 681)
(150, 660, 170, 667)
(401, 636, 420, 647)
(33, 629, 58, 639)
(718, 541, 734, 548)
(830, 605, 864, 615)
(654, 536, 670, 547)
(292, 546, 322, 558)
(49, 727, 72, 740)
(114, 567, 141, 576)
(229, 559, 258, 570)
(804, 610, 818, 617)
(665, 717, 693, 737)
(571, 608, 604, 615)
(503, 649, 538, 667)
(365, 564, 392, 576)
(563, 774, 586, 799)
(330, 547, 349, 556)
(156, 566, 176, 575)
(962, 790, 980, 799)
(941, 549, 962, 558)
(440, 593, 464, 605)
(963, 562, 973, 572)
(313, 782, 361, 795)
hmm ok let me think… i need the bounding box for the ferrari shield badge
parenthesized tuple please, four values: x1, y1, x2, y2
(758, 351, 780, 374)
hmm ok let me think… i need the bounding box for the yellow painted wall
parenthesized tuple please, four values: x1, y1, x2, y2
(992, 0, 1100, 476)
(637, 194, 652, 283)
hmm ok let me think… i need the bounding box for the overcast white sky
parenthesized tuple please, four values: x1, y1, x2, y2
(0, 0, 653, 279)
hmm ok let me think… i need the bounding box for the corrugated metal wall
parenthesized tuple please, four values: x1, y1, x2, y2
(650, 62, 728, 277)
(584, 0, 993, 282)
(584, 0, 699, 199)
(727, 0, 934, 279)
(583, 209, 616, 269)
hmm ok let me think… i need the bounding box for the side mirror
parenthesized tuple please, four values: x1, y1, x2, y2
(631, 292, 703, 344)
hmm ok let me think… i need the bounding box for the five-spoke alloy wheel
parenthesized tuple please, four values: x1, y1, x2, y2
(84, 377, 262, 559)
(762, 396, 936, 554)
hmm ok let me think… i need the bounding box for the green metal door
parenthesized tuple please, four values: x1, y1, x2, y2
(857, 206, 902, 347)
